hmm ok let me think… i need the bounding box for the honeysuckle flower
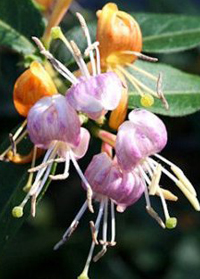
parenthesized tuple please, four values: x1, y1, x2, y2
(12, 94, 93, 218)
(54, 152, 145, 278)
(32, 12, 122, 121)
(0, 61, 57, 163)
(66, 72, 122, 120)
(96, 3, 168, 129)
(115, 109, 200, 227)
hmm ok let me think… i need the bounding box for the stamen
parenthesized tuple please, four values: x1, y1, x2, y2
(0, 129, 28, 161)
(49, 152, 70, 180)
(51, 26, 87, 77)
(31, 194, 37, 217)
(149, 164, 162, 195)
(23, 146, 38, 192)
(9, 133, 17, 156)
(70, 40, 90, 79)
(90, 221, 99, 245)
(76, 12, 97, 76)
(32, 37, 78, 84)
(117, 65, 158, 98)
(149, 158, 200, 211)
(93, 198, 108, 262)
(138, 165, 165, 228)
(110, 200, 116, 245)
(126, 63, 157, 81)
(28, 157, 64, 173)
(157, 73, 169, 110)
(154, 154, 197, 196)
(54, 200, 88, 250)
(78, 200, 104, 279)
(144, 161, 178, 201)
(121, 51, 158, 62)
(69, 150, 94, 213)
(84, 41, 101, 75)
(117, 66, 143, 97)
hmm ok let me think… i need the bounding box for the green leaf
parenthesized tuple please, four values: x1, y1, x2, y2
(134, 13, 200, 53)
(0, 20, 36, 54)
(127, 60, 200, 116)
(0, 0, 45, 54)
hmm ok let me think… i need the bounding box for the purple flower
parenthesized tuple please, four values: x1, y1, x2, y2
(66, 72, 122, 120)
(115, 109, 199, 229)
(116, 109, 167, 172)
(54, 152, 145, 278)
(83, 152, 145, 210)
(13, 95, 92, 218)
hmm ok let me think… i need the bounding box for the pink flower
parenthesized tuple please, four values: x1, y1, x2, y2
(115, 109, 199, 229)
(13, 94, 92, 218)
(66, 72, 122, 120)
(54, 152, 145, 278)
(116, 109, 167, 172)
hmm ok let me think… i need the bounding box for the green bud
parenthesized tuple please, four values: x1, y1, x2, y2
(12, 206, 23, 218)
(166, 217, 177, 229)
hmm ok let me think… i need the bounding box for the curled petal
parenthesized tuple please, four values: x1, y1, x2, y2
(27, 95, 80, 149)
(66, 72, 122, 120)
(128, 109, 167, 154)
(72, 128, 90, 159)
(116, 110, 167, 171)
(84, 153, 145, 208)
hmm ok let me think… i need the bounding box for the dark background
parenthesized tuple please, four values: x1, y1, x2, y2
(0, 0, 200, 278)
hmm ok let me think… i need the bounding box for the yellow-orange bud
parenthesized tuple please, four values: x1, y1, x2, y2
(13, 61, 57, 117)
(109, 69, 128, 130)
(96, 3, 142, 70)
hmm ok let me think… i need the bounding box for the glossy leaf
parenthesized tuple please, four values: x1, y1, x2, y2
(127, 60, 200, 116)
(133, 13, 200, 53)
(0, 0, 45, 54)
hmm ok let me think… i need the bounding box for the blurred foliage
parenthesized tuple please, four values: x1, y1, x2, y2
(0, 0, 200, 278)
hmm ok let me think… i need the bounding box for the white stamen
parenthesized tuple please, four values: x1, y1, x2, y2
(149, 164, 162, 195)
(126, 63, 157, 81)
(76, 12, 97, 76)
(54, 200, 88, 250)
(50, 152, 70, 180)
(93, 198, 108, 262)
(69, 150, 94, 213)
(32, 37, 78, 84)
(157, 186, 170, 220)
(70, 40, 90, 79)
(138, 165, 165, 228)
(111, 200, 116, 245)
(80, 200, 104, 277)
(117, 65, 158, 98)
(149, 158, 200, 211)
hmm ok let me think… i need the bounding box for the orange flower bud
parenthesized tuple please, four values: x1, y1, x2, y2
(96, 3, 142, 69)
(108, 69, 128, 130)
(13, 61, 57, 117)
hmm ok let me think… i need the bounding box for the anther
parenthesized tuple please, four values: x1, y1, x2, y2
(90, 221, 99, 244)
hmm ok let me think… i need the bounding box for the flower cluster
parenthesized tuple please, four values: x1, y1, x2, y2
(1, 3, 199, 279)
